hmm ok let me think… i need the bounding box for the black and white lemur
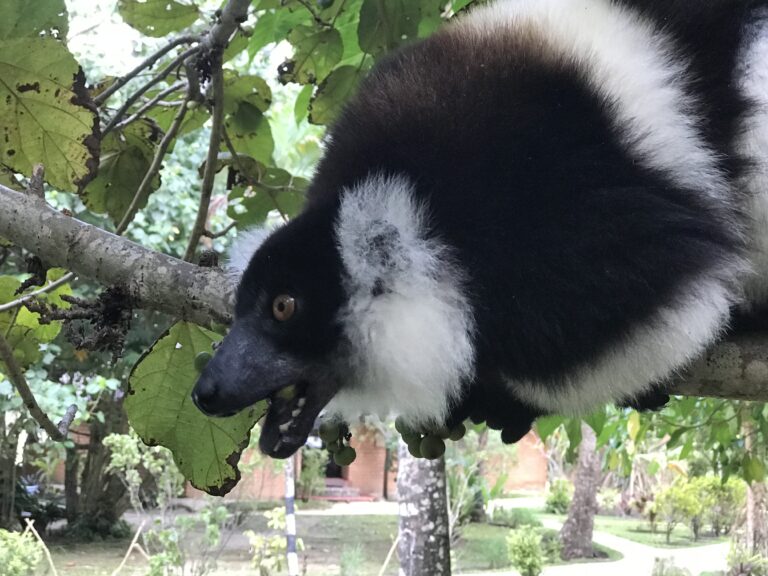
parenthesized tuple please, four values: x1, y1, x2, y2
(193, 0, 768, 458)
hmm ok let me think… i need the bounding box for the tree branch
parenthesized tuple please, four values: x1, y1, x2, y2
(183, 57, 225, 262)
(0, 184, 235, 325)
(94, 35, 199, 107)
(113, 81, 187, 132)
(0, 331, 65, 441)
(0, 272, 75, 313)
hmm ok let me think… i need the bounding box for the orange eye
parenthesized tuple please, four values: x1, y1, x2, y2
(272, 295, 296, 321)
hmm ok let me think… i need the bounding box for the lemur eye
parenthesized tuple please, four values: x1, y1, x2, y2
(272, 295, 296, 321)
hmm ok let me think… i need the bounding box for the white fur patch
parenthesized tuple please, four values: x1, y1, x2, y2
(736, 16, 768, 305)
(458, 0, 729, 202)
(227, 228, 273, 275)
(329, 174, 475, 427)
(514, 276, 733, 414)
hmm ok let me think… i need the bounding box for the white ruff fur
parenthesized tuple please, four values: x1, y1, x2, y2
(329, 174, 475, 426)
(515, 277, 733, 414)
(227, 228, 273, 275)
(737, 15, 768, 305)
(459, 0, 730, 203)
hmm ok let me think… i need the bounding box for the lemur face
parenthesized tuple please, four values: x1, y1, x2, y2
(193, 205, 347, 458)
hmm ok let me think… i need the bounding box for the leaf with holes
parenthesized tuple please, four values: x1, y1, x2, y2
(282, 25, 343, 84)
(0, 0, 68, 41)
(80, 119, 161, 225)
(0, 37, 98, 192)
(309, 65, 362, 125)
(126, 322, 265, 495)
(118, 0, 199, 38)
(225, 103, 275, 165)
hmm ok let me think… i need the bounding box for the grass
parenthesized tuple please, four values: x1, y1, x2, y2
(533, 509, 728, 549)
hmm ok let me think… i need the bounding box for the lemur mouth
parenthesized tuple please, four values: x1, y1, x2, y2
(259, 379, 340, 458)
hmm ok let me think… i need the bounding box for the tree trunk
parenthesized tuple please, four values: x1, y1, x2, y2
(743, 415, 768, 556)
(0, 418, 18, 530)
(397, 440, 451, 576)
(560, 423, 600, 560)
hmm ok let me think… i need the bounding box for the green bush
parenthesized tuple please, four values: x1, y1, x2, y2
(297, 447, 327, 501)
(490, 507, 542, 529)
(473, 538, 510, 569)
(507, 528, 544, 576)
(727, 542, 768, 576)
(0, 530, 43, 576)
(545, 479, 573, 514)
(597, 488, 621, 515)
(655, 480, 703, 543)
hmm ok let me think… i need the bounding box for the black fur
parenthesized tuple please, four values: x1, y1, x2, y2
(195, 0, 768, 451)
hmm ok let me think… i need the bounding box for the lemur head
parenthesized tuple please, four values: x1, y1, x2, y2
(193, 176, 476, 458)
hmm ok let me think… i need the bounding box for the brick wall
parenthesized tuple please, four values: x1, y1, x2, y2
(485, 431, 547, 492)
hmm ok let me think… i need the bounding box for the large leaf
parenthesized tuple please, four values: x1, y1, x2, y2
(309, 65, 362, 125)
(358, 0, 420, 56)
(223, 73, 273, 114)
(0, 38, 99, 192)
(118, 0, 200, 38)
(0, 0, 68, 41)
(281, 25, 343, 85)
(248, 6, 311, 57)
(81, 119, 161, 225)
(225, 105, 274, 165)
(126, 322, 265, 495)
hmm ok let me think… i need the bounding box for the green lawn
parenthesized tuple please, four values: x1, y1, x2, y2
(535, 510, 727, 549)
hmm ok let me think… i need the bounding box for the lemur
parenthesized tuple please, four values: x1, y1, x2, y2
(193, 0, 768, 458)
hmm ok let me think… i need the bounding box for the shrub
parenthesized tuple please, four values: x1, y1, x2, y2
(652, 557, 692, 576)
(297, 447, 327, 501)
(655, 480, 703, 543)
(597, 488, 621, 515)
(490, 507, 542, 529)
(727, 542, 768, 576)
(545, 479, 573, 514)
(694, 476, 747, 537)
(473, 538, 510, 569)
(507, 528, 544, 576)
(0, 530, 43, 576)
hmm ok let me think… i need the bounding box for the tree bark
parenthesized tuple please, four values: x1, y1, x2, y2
(397, 440, 451, 576)
(743, 416, 768, 556)
(560, 423, 600, 560)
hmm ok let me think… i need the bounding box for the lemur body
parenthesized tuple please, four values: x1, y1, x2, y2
(194, 0, 768, 457)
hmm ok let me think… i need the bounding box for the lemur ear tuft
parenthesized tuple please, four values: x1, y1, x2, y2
(227, 228, 274, 275)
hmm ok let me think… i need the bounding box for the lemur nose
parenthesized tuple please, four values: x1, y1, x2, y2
(192, 376, 218, 416)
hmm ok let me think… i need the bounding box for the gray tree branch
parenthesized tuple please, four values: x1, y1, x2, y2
(0, 183, 235, 325)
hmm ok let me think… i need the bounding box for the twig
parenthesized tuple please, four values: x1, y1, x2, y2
(0, 272, 75, 313)
(110, 521, 147, 576)
(378, 534, 400, 576)
(296, 0, 332, 27)
(116, 94, 191, 235)
(0, 330, 65, 441)
(113, 81, 187, 131)
(95, 36, 198, 106)
(58, 404, 78, 437)
(24, 519, 60, 576)
(184, 56, 225, 262)
(202, 221, 236, 239)
(27, 164, 45, 200)
(102, 45, 200, 137)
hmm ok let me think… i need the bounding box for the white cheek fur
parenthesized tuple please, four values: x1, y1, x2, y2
(329, 173, 476, 427)
(226, 228, 273, 276)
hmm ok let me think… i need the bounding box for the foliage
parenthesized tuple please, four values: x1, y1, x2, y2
(0, 529, 43, 576)
(470, 537, 510, 570)
(597, 488, 621, 515)
(652, 558, 692, 576)
(339, 543, 365, 576)
(728, 542, 768, 576)
(297, 447, 327, 501)
(545, 479, 573, 514)
(14, 473, 65, 532)
(490, 507, 542, 529)
(245, 506, 304, 576)
(655, 479, 703, 544)
(125, 322, 266, 495)
(507, 528, 544, 576)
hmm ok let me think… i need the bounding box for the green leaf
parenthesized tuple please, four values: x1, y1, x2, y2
(666, 427, 686, 449)
(118, 0, 199, 38)
(126, 322, 265, 495)
(712, 421, 733, 446)
(80, 119, 161, 225)
(249, 6, 311, 58)
(0, 270, 71, 370)
(584, 408, 606, 436)
(309, 65, 362, 125)
(225, 104, 275, 165)
(679, 435, 694, 460)
(294, 84, 314, 124)
(282, 25, 343, 84)
(223, 73, 273, 114)
(0, 0, 68, 41)
(535, 415, 564, 442)
(0, 38, 99, 192)
(357, 0, 420, 56)
(744, 455, 767, 484)
(564, 418, 582, 464)
(627, 411, 641, 442)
